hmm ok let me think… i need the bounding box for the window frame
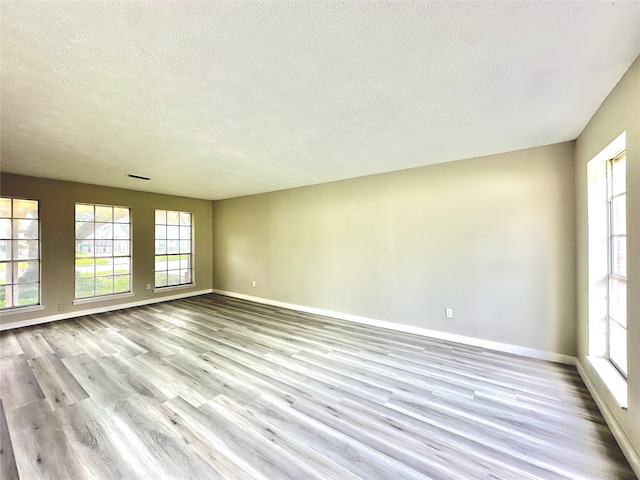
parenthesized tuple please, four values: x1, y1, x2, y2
(154, 209, 193, 289)
(74, 203, 132, 301)
(0, 197, 41, 310)
(605, 152, 627, 378)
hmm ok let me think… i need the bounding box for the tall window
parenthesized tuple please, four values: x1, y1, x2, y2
(0, 197, 40, 309)
(75, 203, 131, 299)
(607, 152, 627, 376)
(155, 210, 192, 288)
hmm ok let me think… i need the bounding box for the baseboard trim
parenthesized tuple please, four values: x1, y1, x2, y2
(0, 289, 213, 331)
(211, 289, 576, 366)
(576, 359, 640, 478)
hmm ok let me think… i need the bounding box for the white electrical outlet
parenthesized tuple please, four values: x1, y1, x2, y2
(252, 280, 256, 287)
(58, 304, 64, 312)
(446, 308, 454, 318)
(146, 283, 151, 290)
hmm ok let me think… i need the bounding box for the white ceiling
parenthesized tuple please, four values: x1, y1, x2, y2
(1, 1, 639, 200)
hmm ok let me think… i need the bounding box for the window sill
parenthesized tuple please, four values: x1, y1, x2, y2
(154, 283, 196, 294)
(73, 292, 135, 306)
(0, 304, 45, 316)
(587, 356, 628, 409)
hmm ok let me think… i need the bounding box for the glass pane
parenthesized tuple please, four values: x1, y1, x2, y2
(155, 272, 167, 288)
(155, 255, 168, 272)
(113, 207, 129, 223)
(611, 155, 626, 196)
(13, 199, 38, 219)
(75, 277, 95, 298)
(167, 211, 180, 225)
(95, 240, 113, 257)
(16, 283, 39, 306)
(15, 240, 39, 260)
(113, 240, 130, 256)
(113, 257, 130, 275)
(167, 225, 179, 239)
(155, 225, 167, 240)
(95, 276, 114, 296)
(0, 198, 10, 218)
(15, 261, 38, 283)
(94, 223, 112, 239)
(155, 210, 166, 225)
(0, 240, 11, 261)
(180, 256, 191, 269)
(75, 258, 95, 278)
(14, 219, 38, 239)
(180, 226, 191, 240)
(167, 270, 181, 286)
(113, 275, 130, 293)
(0, 263, 10, 285)
(609, 319, 628, 375)
(0, 219, 11, 239)
(167, 240, 179, 254)
(180, 212, 191, 226)
(611, 236, 627, 277)
(609, 277, 627, 327)
(76, 204, 94, 222)
(75, 221, 94, 240)
(155, 240, 166, 255)
(0, 285, 10, 308)
(95, 206, 113, 222)
(114, 224, 130, 240)
(181, 269, 192, 284)
(95, 260, 113, 277)
(611, 195, 626, 235)
(76, 240, 93, 256)
(180, 240, 191, 254)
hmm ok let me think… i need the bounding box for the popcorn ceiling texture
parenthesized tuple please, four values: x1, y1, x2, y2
(1, 1, 639, 200)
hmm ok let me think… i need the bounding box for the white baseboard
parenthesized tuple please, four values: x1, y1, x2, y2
(211, 289, 576, 366)
(576, 360, 640, 478)
(0, 289, 213, 331)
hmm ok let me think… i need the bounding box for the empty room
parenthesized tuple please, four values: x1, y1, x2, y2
(0, 1, 639, 479)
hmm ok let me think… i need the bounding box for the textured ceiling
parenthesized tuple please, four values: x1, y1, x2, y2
(1, 1, 639, 200)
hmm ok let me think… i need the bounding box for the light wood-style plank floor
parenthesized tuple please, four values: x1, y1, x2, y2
(0, 293, 635, 479)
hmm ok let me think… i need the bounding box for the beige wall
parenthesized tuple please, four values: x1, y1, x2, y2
(213, 142, 576, 356)
(0, 174, 213, 328)
(575, 57, 640, 457)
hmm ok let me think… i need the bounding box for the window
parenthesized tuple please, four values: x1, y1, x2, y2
(75, 203, 131, 299)
(0, 197, 40, 309)
(606, 152, 627, 377)
(587, 132, 628, 406)
(155, 210, 192, 288)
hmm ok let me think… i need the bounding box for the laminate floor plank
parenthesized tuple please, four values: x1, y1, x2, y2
(28, 354, 89, 410)
(0, 332, 22, 359)
(117, 327, 180, 357)
(111, 397, 224, 480)
(6, 399, 83, 480)
(0, 400, 18, 480)
(61, 354, 131, 408)
(13, 330, 54, 360)
(56, 398, 143, 480)
(157, 396, 260, 480)
(200, 395, 332, 480)
(0, 355, 45, 412)
(0, 293, 635, 480)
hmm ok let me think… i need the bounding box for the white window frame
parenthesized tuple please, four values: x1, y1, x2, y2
(154, 209, 193, 289)
(74, 203, 132, 301)
(586, 132, 627, 408)
(606, 152, 627, 378)
(0, 197, 40, 310)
